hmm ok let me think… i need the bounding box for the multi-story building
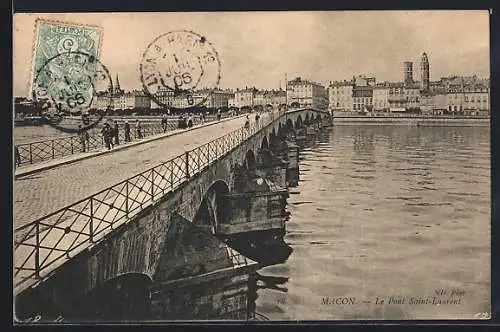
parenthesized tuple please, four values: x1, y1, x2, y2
(372, 83, 390, 111)
(234, 88, 257, 108)
(91, 92, 113, 110)
(287, 77, 328, 110)
(419, 93, 434, 114)
(434, 75, 490, 114)
(371, 81, 420, 111)
(429, 81, 446, 95)
(258, 90, 287, 107)
(352, 85, 373, 112)
(387, 82, 406, 110)
(404, 83, 421, 109)
(191, 89, 234, 109)
(211, 89, 234, 109)
(354, 75, 376, 87)
(152, 88, 234, 109)
(328, 80, 354, 112)
(253, 91, 265, 106)
(113, 91, 150, 110)
(267, 90, 287, 107)
(431, 93, 448, 114)
(445, 91, 489, 114)
(92, 90, 150, 111)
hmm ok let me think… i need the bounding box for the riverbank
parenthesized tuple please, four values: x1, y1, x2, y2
(332, 116, 490, 126)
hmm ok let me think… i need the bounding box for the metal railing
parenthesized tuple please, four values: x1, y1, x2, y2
(14, 115, 225, 167)
(14, 108, 288, 293)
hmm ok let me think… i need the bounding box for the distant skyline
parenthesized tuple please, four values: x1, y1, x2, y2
(13, 11, 490, 97)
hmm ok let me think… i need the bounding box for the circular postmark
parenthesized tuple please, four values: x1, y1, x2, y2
(32, 51, 113, 133)
(140, 30, 221, 110)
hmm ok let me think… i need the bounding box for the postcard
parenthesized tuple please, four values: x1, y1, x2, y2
(13, 11, 490, 322)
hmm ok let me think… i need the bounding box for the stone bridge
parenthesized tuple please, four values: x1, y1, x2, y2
(15, 108, 332, 321)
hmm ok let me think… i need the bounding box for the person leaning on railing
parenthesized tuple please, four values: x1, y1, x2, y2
(244, 115, 250, 130)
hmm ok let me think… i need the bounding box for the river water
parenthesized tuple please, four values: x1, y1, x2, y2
(256, 123, 490, 320)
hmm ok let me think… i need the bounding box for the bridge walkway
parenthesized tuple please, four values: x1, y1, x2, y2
(15, 119, 219, 177)
(15, 116, 245, 228)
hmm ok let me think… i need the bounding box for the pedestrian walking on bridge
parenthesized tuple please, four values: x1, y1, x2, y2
(113, 120, 120, 146)
(124, 120, 131, 142)
(161, 114, 168, 133)
(244, 115, 250, 130)
(135, 120, 142, 139)
(101, 122, 112, 150)
(188, 114, 194, 128)
(217, 109, 221, 121)
(78, 125, 89, 152)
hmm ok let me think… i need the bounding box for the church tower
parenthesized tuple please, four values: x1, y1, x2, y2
(106, 78, 113, 95)
(114, 75, 123, 95)
(420, 53, 430, 91)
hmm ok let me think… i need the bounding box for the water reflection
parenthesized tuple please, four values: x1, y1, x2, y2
(256, 123, 490, 320)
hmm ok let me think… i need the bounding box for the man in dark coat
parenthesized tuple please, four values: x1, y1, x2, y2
(101, 122, 112, 150)
(124, 120, 131, 142)
(113, 120, 120, 146)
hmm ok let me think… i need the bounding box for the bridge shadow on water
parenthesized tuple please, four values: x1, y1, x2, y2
(249, 125, 334, 320)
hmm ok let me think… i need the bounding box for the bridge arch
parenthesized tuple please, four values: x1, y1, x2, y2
(244, 149, 257, 170)
(277, 122, 288, 140)
(261, 136, 269, 150)
(304, 113, 311, 125)
(193, 180, 230, 234)
(295, 115, 303, 128)
(268, 129, 278, 150)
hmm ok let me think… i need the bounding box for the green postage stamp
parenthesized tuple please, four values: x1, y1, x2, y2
(29, 19, 111, 130)
(30, 19, 104, 95)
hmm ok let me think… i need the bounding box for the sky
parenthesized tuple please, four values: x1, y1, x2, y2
(13, 11, 490, 97)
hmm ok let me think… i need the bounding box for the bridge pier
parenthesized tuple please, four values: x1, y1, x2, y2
(322, 116, 333, 127)
(295, 127, 307, 143)
(255, 148, 288, 189)
(150, 213, 258, 320)
(267, 137, 300, 188)
(217, 165, 290, 266)
(306, 124, 319, 138)
(284, 141, 300, 187)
